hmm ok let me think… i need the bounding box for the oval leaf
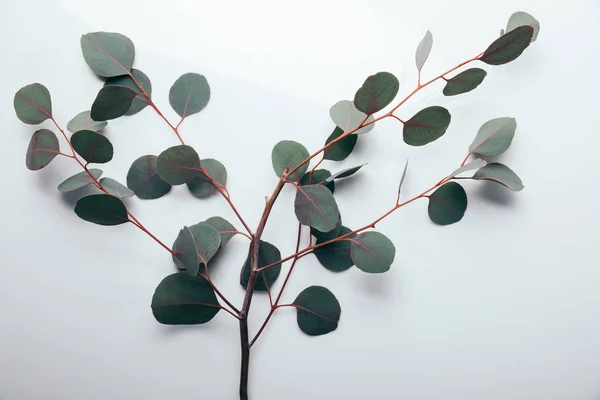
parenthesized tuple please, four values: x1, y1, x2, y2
(325, 163, 366, 182)
(329, 100, 375, 135)
(469, 117, 516, 156)
(294, 184, 340, 232)
(14, 83, 52, 125)
(57, 169, 103, 192)
(448, 158, 487, 178)
(398, 158, 410, 194)
(71, 130, 114, 164)
(403, 106, 451, 146)
(428, 182, 467, 226)
(323, 126, 358, 162)
(240, 241, 282, 292)
(104, 69, 151, 116)
(151, 273, 220, 325)
(173, 227, 200, 276)
(506, 11, 540, 43)
(187, 159, 227, 198)
(480, 25, 533, 66)
(472, 162, 524, 191)
(74, 194, 129, 226)
(353, 72, 399, 115)
(300, 169, 334, 194)
(126, 155, 172, 199)
(415, 30, 433, 73)
(314, 226, 355, 272)
(67, 110, 107, 133)
(99, 177, 134, 199)
(26, 129, 60, 171)
(443, 68, 487, 96)
(169, 72, 211, 119)
(271, 140, 309, 182)
(80, 32, 135, 78)
(172, 222, 221, 272)
(311, 215, 342, 243)
(293, 286, 341, 336)
(204, 216, 237, 247)
(156, 145, 201, 185)
(350, 231, 395, 274)
(90, 85, 137, 121)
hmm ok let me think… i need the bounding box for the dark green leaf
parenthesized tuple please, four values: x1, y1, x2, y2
(443, 68, 487, 96)
(353, 72, 399, 115)
(311, 215, 342, 242)
(240, 241, 281, 292)
(403, 106, 451, 146)
(57, 169, 103, 192)
(325, 163, 366, 182)
(67, 111, 107, 133)
(329, 100, 375, 134)
(151, 273, 220, 325)
(169, 73, 211, 119)
(173, 227, 200, 275)
(99, 177, 134, 199)
(314, 226, 355, 272)
(350, 231, 395, 273)
(271, 140, 309, 182)
(448, 159, 487, 178)
(187, 159, 227, 198)
(294, 184, 340, 232)
(415, 30, 433, 72)
(469, 117, 516, 156)
(14, 83, 52, 125)
(323, 126, 358, 162)
(300, 169, 334, 194)
(204, 216, 237, 247)
(172, 222, 221, 272)
(480, 25, 534, 66)
(472, 162, 524, 191)
(90, 85, 137, 121)
(156, 145, 201, 185)
(80, 32, 135, 78)
(71, 130, 114, 164)
(74, 194, 129, 226)
(428, 182, 468, 225)
(506, 11, 540, 42)
(26, 129, 60, 171)
(126, 155, 172, 199)
(293, 286, 341, 336)
(104, 69, 151, 116)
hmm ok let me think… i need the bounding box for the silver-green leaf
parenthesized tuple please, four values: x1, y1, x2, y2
(506, 11, 540, 43)
(14, 83, 52, 125)
(169, 73, 211, 119)
(67, 111, 107, 133)
(415, 30, 433, 73)
(469, 117, 516, 156)
(472, 163, 524, 191)
(294, 184, 340, 232)
(329, 100, 375, 135)
(80, 32, 135, 78)
(448, 158, 487, 178)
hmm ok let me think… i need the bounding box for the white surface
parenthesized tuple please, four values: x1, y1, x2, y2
(1, 0, 599, 399)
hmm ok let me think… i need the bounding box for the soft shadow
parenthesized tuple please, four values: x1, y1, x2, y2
(355, 273, 394, 300)
(475, 181, 516, 207)
(34, 164, 62, 192)
(59, 184, 97, 207)
(333, 175, 365, 195)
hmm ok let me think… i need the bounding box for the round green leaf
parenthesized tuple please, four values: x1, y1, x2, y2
(480, 25, 534, 66)
(314, 226, 355, 272)
(80, 32, 135, 78)
(151, 273, 220, 325)
(294, 184, 340, 233)
(300, 169, 334, 194)
(26, 129, 60, 171)
(240, 241, 281, 292)
(187, 159, 227, 198)
(443, 68, 487, 96)
(428, 182, 468, 226)
(271, 140, 309, 182)
(90, 85, 137, 121)
(506, 11, 540, 43)
(173, 227, 200, 275)
(403, 106, 451, 146)
(325, 164, 366, 182)
(311, 214, 342, 242)
(353, 72, 399, 115)
(156, 145, 201, 185)
(350, 231, 395, 274)
(71, 130, 114, 164)
(169, 73, 211, 119)
(472, 162, 524, 191)
(204, 216, 237, 247)
(74, 194, 129, 226)
(67, 110, 107, 133)
(104, 69, 151, 116)
(293, 286, 341, 336)
(323, 126, 358, 162)
(415, 30, 433, 73)
(57, 169, 103, 192)
(172, 222, 221, 272)
(126, 155, 172, 199)
(469, 117, 516, 156)
(99, 177, 134, 198)
(329, 100, 375, 135)
(14, 83, 52, 125)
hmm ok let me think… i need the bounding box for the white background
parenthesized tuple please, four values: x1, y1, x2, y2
(1, 0, 599, 399)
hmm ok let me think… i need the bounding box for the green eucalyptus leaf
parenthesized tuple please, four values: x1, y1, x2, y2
(469, 117, 516, 156)
(169, 73, 211, 119)
(293, 286, 341, 336)
(90, 85, 137, 121)
(329, 100, 375, 135)
(311, 215, 342, 243)
(350, 231, 395, 274)
(14, 83, 52, 125)
(26, 129, 60, 171)
(173, 227, 200, 276)
(353, 72, 399, 115)
(80, 32, 135, 78)
(506, 11, 540, 42)
(314, 226, 355, 272)
(295, 184, 340, 232)
(74, 194, 129, 226)
(325, 163, 366, 182)
(480, 25, 534, 66)
(187, 159, 227, 198)
(126, 155, 172, 199)
(104, 69, 151, 116)
(172, 222, 221, 272)
(240, 241, 282, 292)
(271, 140, 309, 182)
(403, 106, 451, 146)
(323, 126, 358, 162)
(300, 169, 334, 194)
(71, 130, 114, 164)
(398, 158, 409, 194)
(57, 169, 103, 192)
(415, 30, 433, 73)
(428, 182, 467, 226)
(151, 273, 220, 325)
(204, 216, 237, 247)
(99, 177, 134, 199)
(443, 68, 487, 96)
(156, 145, 201, 185)
(67, 111, 107, 133)
(472, 162, 524, 191)
(448, 158, 487, 178)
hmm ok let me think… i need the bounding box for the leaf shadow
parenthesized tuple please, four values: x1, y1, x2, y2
(354, 271, 394, 300)
(332, 175, 365, 195)
(33, 164, 62, 192)
(59, 185, 98, 207)
(474, 181, 516, 206)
